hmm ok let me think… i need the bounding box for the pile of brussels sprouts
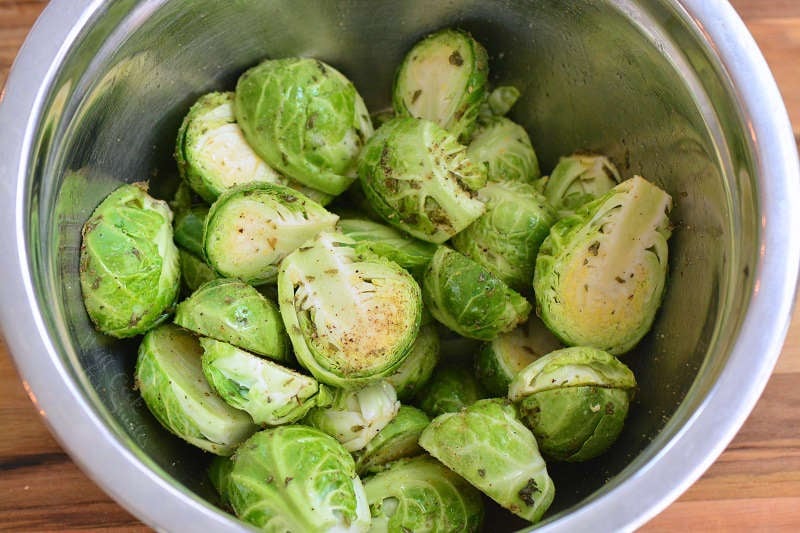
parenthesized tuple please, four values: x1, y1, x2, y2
(79, 28, 672, 531)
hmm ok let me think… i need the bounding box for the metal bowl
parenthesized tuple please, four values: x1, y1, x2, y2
(0, 0, 797, 530)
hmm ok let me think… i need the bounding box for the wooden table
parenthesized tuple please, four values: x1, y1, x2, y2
(1, 1, 798, 530)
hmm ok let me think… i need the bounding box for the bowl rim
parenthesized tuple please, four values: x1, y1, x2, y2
(0, 1, 797, 531)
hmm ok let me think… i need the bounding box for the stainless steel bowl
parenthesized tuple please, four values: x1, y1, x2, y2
(1, 0, 797, 530)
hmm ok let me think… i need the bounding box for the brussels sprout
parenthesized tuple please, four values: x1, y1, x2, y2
(353, 405, 430, 475)
(422, 246, 531, 341)
(200, 338, 332, 426)
(173, 205, 208, 258)
(451, 180, 555, 291)
(304, 381, 400, 452)
(178, 249, 219, 293)
(543, 153, 621, 217)
(364, 455, 484, 532)
(135, 324, 257, 455)
(226, 426, 370, 532)
(393, 28, 488, 141)
(358, 117, 487, 244)
(203, 182, 338, 285)
(534, 176, 672, 354)
(415, 363, 487, 417)
(278, 231, 422, 388)
(175, 278, 288, 361)
(338, 218, 437, 279)
(385, 324, 439, 402)
(508, 346, 636, 462)
(475, 316, 563, 397)
(208, 455, 234, 506)
(482, 85, 521, 119)
(419, 399, 555, 523)
(467, 117, 540, 185)
(80, 183, 180, 338)
(235, 58, 374, 196)
(169, 179, 196, 215)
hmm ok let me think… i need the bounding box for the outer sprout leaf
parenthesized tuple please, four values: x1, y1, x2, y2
(543, 153, 621, 217)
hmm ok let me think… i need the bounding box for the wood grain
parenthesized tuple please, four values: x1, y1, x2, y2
(0, 0, 798, 530)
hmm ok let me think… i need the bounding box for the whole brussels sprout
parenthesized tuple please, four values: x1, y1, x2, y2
(235, 58, 374, 196)
(474, 315, 563, 397)
(203, 182, 338, 285)
(353, 405, 431, 475)
(303, 381, 400, 452)
(451, 180, 556, 291)
(200, 338, 332, 426)
(80, 183, 180, 338)
(422, 246, 531, 341)
(393, 28, 489, 142)
(135, 324, 257, 455)
(358, 117, 487, 244)
(278, 231, 422, 389)
(543, 153, 621, 217)
(226, 426, 370, 532)
(175, 278, 288, 361)
(467, 117, 541, 184)
(415, 363, 487, 418)
(508, 346, 636, 462)
(419, 398, 555, 524)
(385, 323, 440, 402)
(534, 176, 672, 355)
(364, 455, 484, 532)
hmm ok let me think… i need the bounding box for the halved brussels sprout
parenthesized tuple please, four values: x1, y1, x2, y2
(173, 205, 208, 258)
(364, 455, 484, 532)
(534, 176, 672, 355)
(451, 180, 556, 291)
(353, 405, 430, 475)
(135, 324, 257, 455)
(278, 231, 422, 388)
(235, 58, 374, 196)
(385, 323, 440, 402)
(467, 117, 540, 185)
(303, 381, 400, 452)
(508, 346, 636, 462)
(543, 153, 621, 217)
(175, 278, 288, 361)
(358, 117, 487, 244)
(80, 183, 180, 338)
(226, 426, 370, 532)
(393, 28, 488, 141)
(178, 249, 218, 293)
(423, 246, 531, 341)
(200, 338, 332, 426)
(475, 315, 563, 397)
(415, 362, 487, 417)
(337, 217, 437, 279)
(203, 182, 338, 285)
(419, 398, 555, 524)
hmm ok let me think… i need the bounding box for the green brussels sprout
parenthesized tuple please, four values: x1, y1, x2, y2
(173, 205, 208, 258)
(475, 316, 563, 397)
(357, 117, 487, 244)
(422, 246, 531, 341)
(418, 398, 555, 524)
(169, 179, 196, 215)
(278, 231, 422, 389)
(479, 85, 521, 120)
(175, 278, 289, 361)
(393, 28, 489, 141)
(534, 176, 672, 355)
(467, 117, 541, 185)
(353, 405, 430, 475)
(80, 183, 180, 338)
(226, 426, 370, 532)
(370, 107, 395, 129)
(337, 217, 438, 279)
(178, 249, 219, 293)
(304, 381, 400, 452)
(135, 324, 257, 455)
(415, 363, 487, 417)
(200, 338, 332, 426)
(451, 180, 556, 291)
(508, 346, 636, 462)
(208, 455, 234, 506)
(364, 455, 484, 532)
(203, 182, 338, 285)
(385, 324, 440, 402)
(235, 58, 374, 196)
(542, 153, 621, 217)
